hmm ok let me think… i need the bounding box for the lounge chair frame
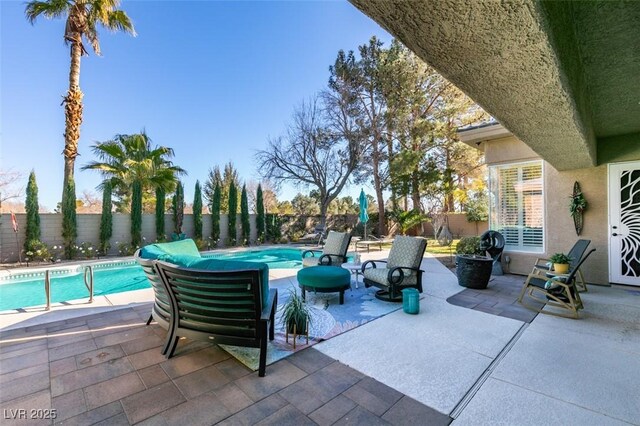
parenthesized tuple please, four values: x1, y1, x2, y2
(155, 261, 277, 377)
(302, 232, 352, 266)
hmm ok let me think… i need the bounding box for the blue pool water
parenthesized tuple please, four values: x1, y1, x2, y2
(0, 248, 304, 311)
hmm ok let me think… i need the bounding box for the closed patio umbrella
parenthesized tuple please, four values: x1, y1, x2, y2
(359, 189, 369, 240)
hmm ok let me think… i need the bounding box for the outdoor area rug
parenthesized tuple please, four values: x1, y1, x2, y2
(219, 284, 419, 371)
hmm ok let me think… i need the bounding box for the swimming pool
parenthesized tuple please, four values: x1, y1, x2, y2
(0, 248, 304, 311)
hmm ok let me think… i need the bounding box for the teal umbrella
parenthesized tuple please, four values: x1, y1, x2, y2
(358, 189, 369, 240)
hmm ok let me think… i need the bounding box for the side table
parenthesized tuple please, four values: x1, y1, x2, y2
(341, 263, 362, 289)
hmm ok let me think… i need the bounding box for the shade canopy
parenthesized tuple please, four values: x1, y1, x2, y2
(358, 189, 369, 224)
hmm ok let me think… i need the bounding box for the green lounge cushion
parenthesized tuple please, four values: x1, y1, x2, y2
(140, 239, 201, 260)
(297, 265, 350, 288)
(184, 258, 270, 308)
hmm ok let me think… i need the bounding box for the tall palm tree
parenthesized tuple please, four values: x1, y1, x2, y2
(25, 0, 135, 193)
(82, 131, 186, 210)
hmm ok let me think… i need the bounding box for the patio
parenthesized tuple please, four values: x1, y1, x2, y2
(1, 254, 639, 425)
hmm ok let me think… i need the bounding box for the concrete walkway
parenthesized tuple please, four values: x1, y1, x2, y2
(315, 255, 640, 424)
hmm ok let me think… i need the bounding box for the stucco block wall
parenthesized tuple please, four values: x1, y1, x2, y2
(0, 213, 259, 262)
(483, 137, 609, 284)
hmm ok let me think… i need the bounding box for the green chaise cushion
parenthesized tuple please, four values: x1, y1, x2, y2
(140, 239, 201, 260)
(182, 258, 270, 308)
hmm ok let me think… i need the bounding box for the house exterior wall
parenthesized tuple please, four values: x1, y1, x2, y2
(483, 135, 609, 284)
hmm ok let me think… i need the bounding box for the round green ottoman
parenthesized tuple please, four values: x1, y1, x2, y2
(297, 266, 351, 305)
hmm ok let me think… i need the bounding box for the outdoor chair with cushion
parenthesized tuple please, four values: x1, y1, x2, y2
(302, 231, 352, 267)
(518, 248, 595, 319)
(531, 239, 591, 292)
(155, 258, 277, 377)
(361, 236, 427, 302)
(135, 239, 203, 355)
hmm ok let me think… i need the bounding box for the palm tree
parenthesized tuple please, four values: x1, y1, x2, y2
(25, 0, 135, 193)
(82, 131, 186, 212)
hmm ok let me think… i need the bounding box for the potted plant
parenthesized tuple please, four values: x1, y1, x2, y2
(455, 236, 493, 289)
(280, 287, 312, 348)
(549, 253, 572, 274)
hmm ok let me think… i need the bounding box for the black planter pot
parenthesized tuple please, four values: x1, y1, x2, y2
(456, 255, 493, 289)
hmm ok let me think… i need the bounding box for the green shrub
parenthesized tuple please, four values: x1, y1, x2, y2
(155, 187, 166, 242)
(455, 236, 484, 256)
(61, 178, 77, 259)
(193, 181, 203, 240)
(77, 242, 97, 259)
(100, 181, 113, 254)
(256, 184, 265, 243)
(549, 253, 572, 264)
(25, 171, 41, 251)
(25, 240, 51, 263)
(228, 182, 237, 245)
(211, 183, 221, 243)
(172, 181, 184, 235)
(240, 184, 250, 245)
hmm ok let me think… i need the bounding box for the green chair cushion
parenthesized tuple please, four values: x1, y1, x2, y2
(297, 265, 350, 288)
(140, 239, 201, 260)
(184, 258, 270, 308)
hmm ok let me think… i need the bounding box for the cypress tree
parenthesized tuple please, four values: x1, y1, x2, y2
(24, 170, 41, 250)
(240, 184, 250, 245)
(256, 184, 265, 243)
(99, 180, 113, 254)
(172, 181, 184, 237)
(193, 180, 203, 240)
(61, 178, 77, 259)
(155, 187, 166, 241)
(131, 180, 142, 247)
(228, 181, 237, 245)
(211, 183, 221, 243)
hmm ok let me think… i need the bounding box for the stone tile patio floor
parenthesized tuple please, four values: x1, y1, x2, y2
(0, 304, 451, 425)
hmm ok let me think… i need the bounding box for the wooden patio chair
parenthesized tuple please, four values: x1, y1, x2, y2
(518, 248, 595, 319)
(531, 239, 591, 292)
(155, 260, 277, 377)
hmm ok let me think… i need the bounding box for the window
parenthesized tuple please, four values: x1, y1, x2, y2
(489, 161, 544, 252)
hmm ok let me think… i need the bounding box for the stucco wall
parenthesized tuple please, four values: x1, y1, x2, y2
(0, 213, 258, 262)
(483, 137, 609, 284)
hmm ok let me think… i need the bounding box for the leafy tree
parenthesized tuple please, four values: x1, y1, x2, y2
(265, 213, 282, 242)
(193, 180, 203, 240)
(256, 184, 265, 242)
(256, 95, 359, 227)
(291, 193, 320, 215)
(61, 178, 77, 259)
(240, 184, 250, 244)
(131, 181, 142, 246)
(25, 0, 135, 194)
(277, 201, 294, 215)
(100, 180, 113, 254)
(82, 132, 186, 213)
(211, 183, 221, 242)
(227, 181, 237, 245)
(155, 187, 166, 241)
(172, 181, 184, 236)
(203, 162, 240, 213)
(24, 171, 41, 250)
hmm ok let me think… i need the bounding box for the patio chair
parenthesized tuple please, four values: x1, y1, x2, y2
(361, 236, 427, 302)
(531, 239, 591, 292)
(155, 260, 277, 377)
(355, 234, 395, 252)
(518, 248, 595, 319)
(135, 239, 203, 355)
(298, 224, 326, 246)
(302, 231, 352, 267)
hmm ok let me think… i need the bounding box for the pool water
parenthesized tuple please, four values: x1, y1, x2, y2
(0, 248, 304, 311)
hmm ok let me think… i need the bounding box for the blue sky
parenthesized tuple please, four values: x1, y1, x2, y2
(1, 0, 391, 211)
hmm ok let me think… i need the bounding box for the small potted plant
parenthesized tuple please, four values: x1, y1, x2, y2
(280, 287, 312, 348)
(455, 236, 493, 289)
(549, 253, 572, 274)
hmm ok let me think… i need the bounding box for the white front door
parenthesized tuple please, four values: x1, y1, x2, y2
(608, 161, 640, 286)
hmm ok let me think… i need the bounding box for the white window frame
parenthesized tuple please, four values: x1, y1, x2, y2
(488, 160, 545, 253)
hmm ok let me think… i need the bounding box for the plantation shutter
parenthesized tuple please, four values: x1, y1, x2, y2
(489, 161, 544, 252)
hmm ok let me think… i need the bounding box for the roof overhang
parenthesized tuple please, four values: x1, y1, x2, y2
(350, 0, 640, 170)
